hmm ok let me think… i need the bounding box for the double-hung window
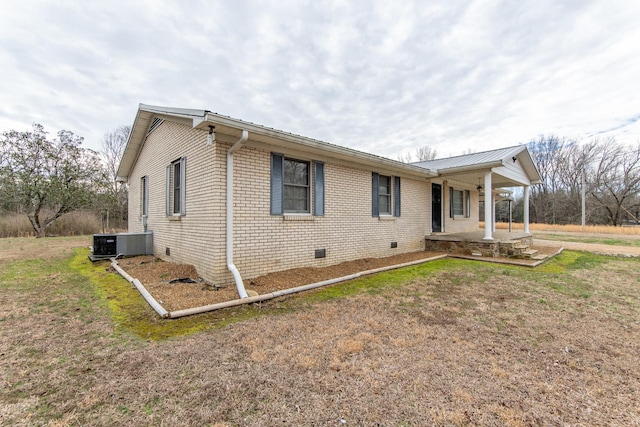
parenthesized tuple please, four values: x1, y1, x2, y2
(378, 175, 391, 215)
(372, 172, 401, 217)
(271, 153, 324, 216)
(449, 187, 470, 218)
(284, 159, 310, 213)
(141, 176, 149, 217)
(166, 157, 186, 216)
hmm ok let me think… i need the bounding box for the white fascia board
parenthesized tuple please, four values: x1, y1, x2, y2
(197, 114, 438, 179)
(436, 160, 504, 176)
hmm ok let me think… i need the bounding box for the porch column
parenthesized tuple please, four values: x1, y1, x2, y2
(483, 172, 493, 240)
(523, 185, 530, 234)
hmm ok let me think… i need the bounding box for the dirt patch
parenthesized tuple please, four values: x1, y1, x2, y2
(115, 251, 448, 311)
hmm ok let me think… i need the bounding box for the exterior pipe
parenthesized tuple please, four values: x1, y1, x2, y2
(227, 130, 249, 299)
(111, 258, 169, 318)
(168, 254, 447, 318)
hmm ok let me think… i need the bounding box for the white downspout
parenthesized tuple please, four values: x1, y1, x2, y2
(227, 130, 249, 298)
(483, 172, 493, 240)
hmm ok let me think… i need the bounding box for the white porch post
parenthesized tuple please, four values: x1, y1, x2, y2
(523, 185, 530, 234)
(483, 172, 493, 240)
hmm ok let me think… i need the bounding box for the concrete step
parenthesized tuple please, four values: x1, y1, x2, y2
(521, 249, 539, 259)
(513, 244, 529, 250)
(531, 254, 547, 261)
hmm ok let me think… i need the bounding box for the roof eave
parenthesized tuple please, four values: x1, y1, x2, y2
(116, 105, 439, 181)
(196, 113, 438, 179)
(437, 160, 504, 175)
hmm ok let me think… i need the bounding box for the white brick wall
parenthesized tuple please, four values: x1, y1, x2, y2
(434, 178, 480, 234)
(129, 121, 433, 286)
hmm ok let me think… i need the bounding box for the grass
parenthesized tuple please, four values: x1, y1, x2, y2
(534, 232, 640, 247)
(2, 236, 640, 425)
(71, 249, 268, 340)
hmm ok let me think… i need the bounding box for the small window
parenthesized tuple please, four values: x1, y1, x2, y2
(450, 188, 470, 218)
(166, 157, 186, 216)
(378, 175, 391, 215)
(284, 158, 310, 213)
(452, 189, 464, 216)
(372, 173, 401, 217)
(141, 176, 149, 217)
(173, 161, 181, 214)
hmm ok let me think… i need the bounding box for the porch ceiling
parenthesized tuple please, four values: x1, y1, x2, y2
(439, 169, 527, 189)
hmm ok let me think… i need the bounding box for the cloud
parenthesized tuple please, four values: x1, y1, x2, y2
(0, 0, 638, 159)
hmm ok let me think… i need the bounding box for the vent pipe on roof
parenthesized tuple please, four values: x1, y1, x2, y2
(227, 130, 249, 298)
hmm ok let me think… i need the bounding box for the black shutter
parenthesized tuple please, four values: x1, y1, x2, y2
(449, 186, 454, 218)
(180, 157, 186, 216)
(270, 153, 284, 215)
(372, 172, 379, 217)
(314, 162, 325, 216)
(165, 165, 170, 216)
(394, 176, 401, 217)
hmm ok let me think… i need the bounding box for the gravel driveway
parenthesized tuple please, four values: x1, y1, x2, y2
(534, 237, 640, 257)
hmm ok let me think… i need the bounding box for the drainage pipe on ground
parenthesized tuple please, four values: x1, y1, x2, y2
(111, 258, 169, 318)
(226, 130, 249, 299)
(167, 254, 447, 318)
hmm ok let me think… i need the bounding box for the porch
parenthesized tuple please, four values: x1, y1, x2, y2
(425, 230, 543, 259)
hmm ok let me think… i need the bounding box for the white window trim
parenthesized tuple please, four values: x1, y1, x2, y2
(166, 157, 186, 217)
(378, 174, 392, 216)
(283, 157, 311, 214)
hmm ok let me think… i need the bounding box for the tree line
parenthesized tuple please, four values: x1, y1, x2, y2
(507, 135, 640, 226)
(401, 137, 640, 227)
(3, 123, 639, 237)
(0, 123, 129, 237)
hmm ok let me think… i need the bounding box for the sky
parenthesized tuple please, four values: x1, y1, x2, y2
(1, 0, 639, 160)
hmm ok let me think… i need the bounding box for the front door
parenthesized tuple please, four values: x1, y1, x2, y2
(432, 183, 442, 232)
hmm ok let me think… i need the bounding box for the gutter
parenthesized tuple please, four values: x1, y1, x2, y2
(227, 130, 250, 298)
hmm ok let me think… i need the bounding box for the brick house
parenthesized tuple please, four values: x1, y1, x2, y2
(117, 104, 541, 297)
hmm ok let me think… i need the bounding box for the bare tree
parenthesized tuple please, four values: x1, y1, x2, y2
(590, 139, 640, 226)
(415, 145, 437, 161)
(101, 125, 130, 190)
(100, 125, 130, 227)
(397, 152, 413, 163)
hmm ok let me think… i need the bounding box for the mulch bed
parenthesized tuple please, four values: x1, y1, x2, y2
(115, 244, 562, 312)
(115, 251, 446, 311)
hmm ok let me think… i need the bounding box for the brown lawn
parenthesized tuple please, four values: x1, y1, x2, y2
(1, 236, 639, 426)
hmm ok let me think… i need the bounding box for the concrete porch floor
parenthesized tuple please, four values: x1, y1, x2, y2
(426, 230, 531, 243)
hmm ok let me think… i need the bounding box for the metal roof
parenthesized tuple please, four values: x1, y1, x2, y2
(117, 104, 438, 181)
(414, 145, 525, 170)
(413, 145, 542, 186)
(117, 104, 541, 188)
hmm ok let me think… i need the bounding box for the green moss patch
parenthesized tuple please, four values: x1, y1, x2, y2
(70, 249, 262, 340)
